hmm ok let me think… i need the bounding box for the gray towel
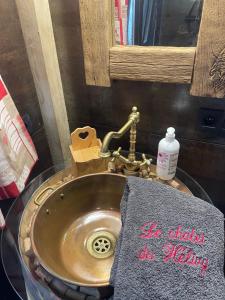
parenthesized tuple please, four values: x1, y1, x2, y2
(110, 177, 225, 300)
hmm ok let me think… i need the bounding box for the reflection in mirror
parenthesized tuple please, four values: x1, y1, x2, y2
(114, 0, 203, 47)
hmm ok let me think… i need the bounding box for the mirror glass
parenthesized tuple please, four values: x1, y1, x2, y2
(114, 0, 203, 47)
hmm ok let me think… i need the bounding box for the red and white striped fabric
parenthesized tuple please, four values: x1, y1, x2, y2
(114, 0, 128, 45)
(0, 208, 5, 228)
(0, 76, 38, 199)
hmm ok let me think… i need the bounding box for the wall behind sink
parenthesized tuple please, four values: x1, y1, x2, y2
(49, 0, 225, 212)
(0, 1, 224, 212)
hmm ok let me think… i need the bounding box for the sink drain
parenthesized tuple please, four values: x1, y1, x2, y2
(93, 237, 111, 254)
(87, 231, 116, 259)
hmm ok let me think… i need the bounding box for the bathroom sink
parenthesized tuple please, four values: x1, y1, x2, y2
(24, 167, 209, 290)
(31, 173, 126, 287)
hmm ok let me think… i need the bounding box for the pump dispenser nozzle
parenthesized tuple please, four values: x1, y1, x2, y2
(166, 127, 175, 140)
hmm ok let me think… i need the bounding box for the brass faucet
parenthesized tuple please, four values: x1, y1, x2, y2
(100, 107, 152, 176)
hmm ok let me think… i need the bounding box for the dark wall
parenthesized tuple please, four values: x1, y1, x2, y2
(50, 0, 225, 212)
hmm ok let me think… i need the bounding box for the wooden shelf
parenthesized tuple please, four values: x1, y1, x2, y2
(110, 46, 196, 84)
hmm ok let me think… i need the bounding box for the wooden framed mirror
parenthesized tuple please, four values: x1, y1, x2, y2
(79, 0, 225, 99)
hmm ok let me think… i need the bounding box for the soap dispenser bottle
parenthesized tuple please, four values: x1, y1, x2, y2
(156, 127, 180, 180)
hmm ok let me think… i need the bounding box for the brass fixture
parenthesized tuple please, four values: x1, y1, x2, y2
(100, 106, 152, 176)
(86, 230, 116, 259)
(30, 173, 125, 287)
(100, 106, 140, 157)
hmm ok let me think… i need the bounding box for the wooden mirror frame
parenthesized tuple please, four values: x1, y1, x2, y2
(80, 0, 225, 99)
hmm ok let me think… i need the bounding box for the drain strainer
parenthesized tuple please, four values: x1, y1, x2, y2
(86, 231, 116, 259)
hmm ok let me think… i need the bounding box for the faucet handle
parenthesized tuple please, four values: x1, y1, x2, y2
(140, 153, 152, 168)
(113, 147, 122, 158)
(138, 154, 152, 179)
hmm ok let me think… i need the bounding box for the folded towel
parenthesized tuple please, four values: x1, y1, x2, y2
(110, 177, 225, 300)
(0, 76, 38, 199)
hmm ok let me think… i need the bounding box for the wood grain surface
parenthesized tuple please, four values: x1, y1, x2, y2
(79, 0, 113, 87)
(16, 0, 71, 164)
(110, 46, 196, 84)
(49, 0, 88, 131)
(191, 0, 225, 98)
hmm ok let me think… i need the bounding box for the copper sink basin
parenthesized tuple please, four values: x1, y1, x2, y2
(31, 173, 126, 287)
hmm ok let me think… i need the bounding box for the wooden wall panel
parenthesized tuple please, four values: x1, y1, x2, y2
(191, 0, 225, 98)
(31, 127, 53, 178)
(0, 0, 42, 134)
(83, 82, 225, 145)
(49, 0, 89, 130)
(79, 0, 113, 87)
(16, 0, 71, 164)
(110, 46, 196, 84)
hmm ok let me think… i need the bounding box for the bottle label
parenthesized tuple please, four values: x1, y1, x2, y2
(157, 152, 179, 176)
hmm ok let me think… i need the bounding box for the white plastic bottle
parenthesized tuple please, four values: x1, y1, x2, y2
(156, 127, 180, 180)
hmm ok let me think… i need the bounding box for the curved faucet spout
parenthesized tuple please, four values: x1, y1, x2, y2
(99, 107, 140, 158)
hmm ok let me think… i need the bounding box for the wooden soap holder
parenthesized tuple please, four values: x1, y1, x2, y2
(70, 126, 102, 163)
